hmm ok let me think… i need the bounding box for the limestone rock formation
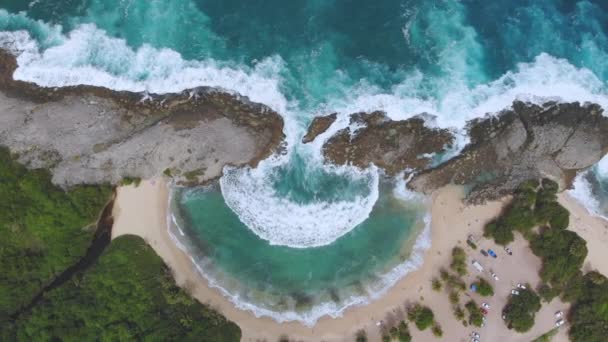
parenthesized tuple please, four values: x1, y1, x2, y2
(302, 113, 337, 143)
(321, 111, 454, 175)
(0, 49, 284, 186)
(409, 101, 608, 202)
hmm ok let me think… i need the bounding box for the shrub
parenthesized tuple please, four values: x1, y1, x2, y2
(449, 291, 460, 304)
(450, 247, 468, 276)
(453, 305, 465, 320)
(465, 300, 484, 327)
(466, 239, 477, 249)
(121, 176, 141, 186)
(431, 323, 443, 337)
(503, 287, 541, 333)
(431, 278, 442, 292)
(407, 304, 435, 331)
(163, 168, 172, 177)
(472, 277, 494, 297)
(355, 330, 367, 342)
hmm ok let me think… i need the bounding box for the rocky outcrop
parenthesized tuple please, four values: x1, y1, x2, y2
(409, 101, 608, 202)
(302, 113, 337, 143)
(321, 111, 454, 175)
(0, 49, 284, 186)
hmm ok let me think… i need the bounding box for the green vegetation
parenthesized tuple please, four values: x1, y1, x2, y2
(8, 236, 241, 341)
(449, 291, 459, 304)
(431, 322, 443, 337)
(465, 300, 484, 327)
(531, 328, 559, 342)
(0, 148, 239, 340)
(483, 178, 608, 340)
(439, 268, 466, 292)
(466, 239, 477, 250)
(431, 278, 442, 291)
(450, 246, 468, 276)
(355, 329, 368, 342)
(531, 229, 587, 291)
(0, 147, 112, 319)
(484, 178, 570, 245)
(472, 277, 494, 297)
(407, 304, 435, 331)
(121, 176, 142, 186)
(388, 320, 411, 342)
(163, 168, 173, 177)
(565, 271, 608, 342)
(503, 287, 541, 333)
(453, 305, 465, 321)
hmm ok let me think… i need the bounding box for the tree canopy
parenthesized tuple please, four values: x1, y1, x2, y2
(503, 287, 541, 333)
(7, 235, 241, 341)
(0, 147, 112, 319)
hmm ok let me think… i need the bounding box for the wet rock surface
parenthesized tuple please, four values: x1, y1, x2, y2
(409, 101, 608, 202)
(301, 113, 337, 143)
(321, 111, 454, 175)
(0, 49, 284, 186)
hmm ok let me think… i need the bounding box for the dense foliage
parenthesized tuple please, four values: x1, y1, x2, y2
(407, 304, 435, 330)
(387, 320, 411, 342)
(564, 271, 608, 342)
(484, 179, 568, 245)
(0, 147, 112, 319)
(503, 287, 541, 332)
(531, 229, 587, 290)
(472, 277, 494, 297)
(465, 300, 483, 327)
(9, 236, 241, 341)
(450, 247, 467, 276)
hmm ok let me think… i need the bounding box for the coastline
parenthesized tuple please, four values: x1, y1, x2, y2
(111, 179, 605, 341)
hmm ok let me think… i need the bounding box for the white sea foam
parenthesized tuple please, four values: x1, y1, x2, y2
(4, 12, 608, 322)
(220, 161, 380, 248)
(167, 187, 433, 326)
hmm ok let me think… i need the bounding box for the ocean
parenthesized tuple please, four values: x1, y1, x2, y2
(2, 0, 608, 324)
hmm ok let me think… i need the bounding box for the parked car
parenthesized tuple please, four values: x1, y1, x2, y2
(488, 249, 497, 258)
(556, 319, 565, 327)
(471, 332, 480, 339)
(517, 283, 527, 290)
(505, 247, 513, 255)
(555, 311, 564, 318)
(481, 302, 490, 309)
(502, 314, 507, 320)
(491, 272, 499, 281)
(511, 289, 520, 295)
(480, 249, 488, 257)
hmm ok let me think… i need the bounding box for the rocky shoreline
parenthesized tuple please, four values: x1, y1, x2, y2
(314, 101, 608, 202)
(0, 49, 284, 186)
(3, 46, 608, 202)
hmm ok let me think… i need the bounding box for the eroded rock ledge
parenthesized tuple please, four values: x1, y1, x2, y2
(321, 111, 454, 175)
(0, 49, 285, 186)
(309, 101, 608, 202)
(411, 101, 608, 202)
(302, 113, 337, 143)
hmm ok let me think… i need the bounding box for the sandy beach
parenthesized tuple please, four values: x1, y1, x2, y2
(111, 179, 607, 341)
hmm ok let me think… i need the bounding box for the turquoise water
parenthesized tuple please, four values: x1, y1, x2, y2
(3, 0, 608, 322)
(173, 181, 426, 322)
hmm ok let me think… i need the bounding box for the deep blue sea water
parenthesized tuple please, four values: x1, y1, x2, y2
(2, 0, 608, 323)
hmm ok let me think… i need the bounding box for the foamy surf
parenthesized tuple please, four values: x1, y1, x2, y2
(168, 186, 432, 326)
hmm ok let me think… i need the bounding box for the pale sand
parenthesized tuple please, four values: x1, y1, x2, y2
(111, 179, 607, 342)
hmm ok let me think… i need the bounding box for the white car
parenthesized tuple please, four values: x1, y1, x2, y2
(481, 302, 490, 309)
(556, 319, 565, 327)
(555, 311, 564, 318)
(511, 289, 520, 295)
(517, 283, 527, 290)
(491, 272, 499, 281)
